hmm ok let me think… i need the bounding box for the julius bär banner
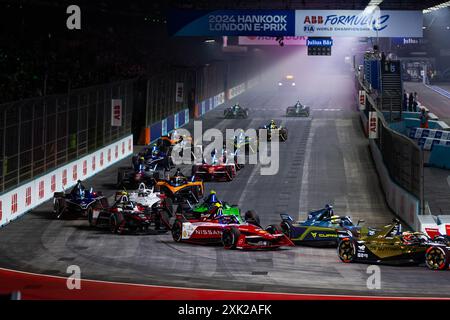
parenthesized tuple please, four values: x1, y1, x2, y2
(169, 10, 422, 38)
(295, 10, 423, 37)
(168, 10, 295, 36)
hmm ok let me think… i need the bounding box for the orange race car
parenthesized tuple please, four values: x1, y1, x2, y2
(155, 169, 204, 205)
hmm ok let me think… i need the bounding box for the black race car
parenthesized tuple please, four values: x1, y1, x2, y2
(258, 120, 288, 142)
(286, 101, 310, 117)
(224, 103, 248, 119)
(53, 180, 107, 219)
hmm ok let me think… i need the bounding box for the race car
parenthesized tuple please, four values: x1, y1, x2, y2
(268, 205, 365, 246)
(115, 183, 166, 210)
(117, 146, 170, 188)
(278, 74, 296, 89)
(155, 169, 204, 204)
(116, 163, 160, 189)
(191, 149, 238, 181)
(224, 103, 249, 119)
(88, 194, 171, 234)
(286, 101, 310, 117)
(171, 204, 294, 250)
(178, 190, 246, 224)
(258, 120, 288, 142)
(53, 180, 107, 219)
(337, 219, 433, 265)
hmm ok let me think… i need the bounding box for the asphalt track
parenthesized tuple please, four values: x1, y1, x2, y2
(1, 74, 449, 299)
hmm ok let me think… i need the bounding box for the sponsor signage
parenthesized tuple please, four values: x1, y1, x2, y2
(176, 82, 184, 103)
(369, 112, 378, 139)
(296, 10, 423, 37)
(238, 36, 307, 45)
(169, 10, 423, 37)
(359, 90, 366, 110)
(307, 37, 333, 46)
(392, 37, 427, 46)
(111, 99, 122, 127)
(168, 10, 295, 36)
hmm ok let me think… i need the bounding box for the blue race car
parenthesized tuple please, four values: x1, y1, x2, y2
(267, 205, 364, 247)
(53, 180, 107, 219)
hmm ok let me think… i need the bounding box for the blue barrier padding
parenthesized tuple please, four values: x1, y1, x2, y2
(429, 144, 450, 169)
(418, 137, 450, 150)
(410, 127, 450, 140)
(167, 115, 174, 132)
(177, 110, 185, 127)
(150, 122, 162, 141)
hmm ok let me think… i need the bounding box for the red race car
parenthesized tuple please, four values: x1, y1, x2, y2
(191, 150, 239, 181)
(171, 205, 294, 250)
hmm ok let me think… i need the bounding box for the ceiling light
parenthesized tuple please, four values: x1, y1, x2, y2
(423, 1, 450, 13)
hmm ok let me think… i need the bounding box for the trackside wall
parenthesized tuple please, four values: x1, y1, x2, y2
(0, 135, 133, 227)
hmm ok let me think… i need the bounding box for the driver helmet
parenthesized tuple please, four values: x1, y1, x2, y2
(207, 190, 219, 204)
(151, 146, 159, 158)
(296, 100, 301, 107)
(269, 119, 277, 128)
(124, 201, 135, 211)
(325, 204, 334, 216)
(401, 231, 415, 243)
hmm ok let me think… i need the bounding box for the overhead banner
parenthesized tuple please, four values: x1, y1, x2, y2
(169, 10, 422, 37)
(168, 10, 295, 36)
(295, 10, 423, 37)
(238, 36, 307, 45)
(111, 99, 122, 127)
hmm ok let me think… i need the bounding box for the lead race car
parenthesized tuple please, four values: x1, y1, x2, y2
(258, 120, 288, 142)
(223, 103, 249, 119)
(286, 100, 310, 117)
(268, 204, 365, 246)
(171, 203, 294, 250)
(53, 180, 106, 219)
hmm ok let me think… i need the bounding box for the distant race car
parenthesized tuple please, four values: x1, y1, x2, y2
(53, 180, 106, 219)
(89, 194, 171, 234)
(224, 103, 249, 119)
(269, 205, 365, 246)
(278, 74, 296, 89)
(258, 120, 288, 142)
(337, 219, 436, 265)
(155, 170, 204, 205)
(286, 101, 310, 117)
(171, 205, 294, 250)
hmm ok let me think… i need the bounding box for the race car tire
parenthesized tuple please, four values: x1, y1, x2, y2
(222, 227, 240, 249)
(245, 210, 261, 227)
(53, 198, 65, 219)
(110, 214, 124, 235)
(172, 220, 183, 242)
(266, 224, 283, 235)
(425, 246, 449, 270)
(87, 207, 94, 227)
(337, 239, 356, 263)
(155, 208, 172, 231)
(280, 221, 292, 238)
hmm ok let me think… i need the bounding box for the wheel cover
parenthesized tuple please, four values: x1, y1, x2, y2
(426, 247, 446, 270)
(339, 241, 354, 262)
(172, 223, 182, 241)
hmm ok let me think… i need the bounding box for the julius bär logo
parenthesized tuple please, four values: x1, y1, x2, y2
(304, 16, 323, 24)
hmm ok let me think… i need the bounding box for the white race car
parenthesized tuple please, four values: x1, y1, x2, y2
(115, 183, 164, 209)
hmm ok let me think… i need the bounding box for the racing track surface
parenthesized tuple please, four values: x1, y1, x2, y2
(1, 73, 449, 298)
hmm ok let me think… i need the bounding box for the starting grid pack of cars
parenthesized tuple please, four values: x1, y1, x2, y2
(52, 101, 450, 271)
